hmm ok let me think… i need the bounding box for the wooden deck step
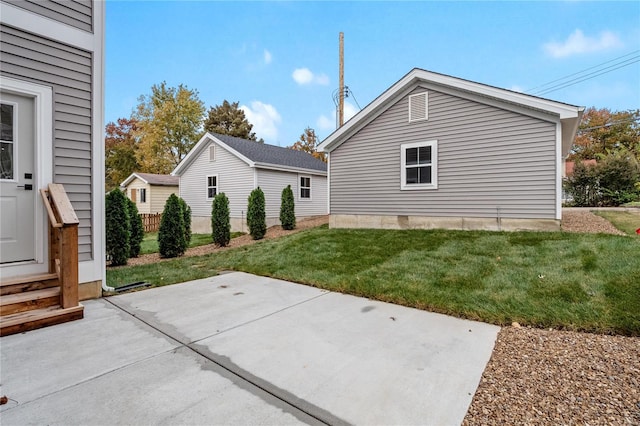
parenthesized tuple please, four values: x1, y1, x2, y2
(0, 304, 83, 337)
(0, 273, 59, 296)
(0, 287, 61, 316)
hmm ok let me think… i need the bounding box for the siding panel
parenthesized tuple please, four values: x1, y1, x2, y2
(330, 87, 559, 219)
(256, 169, 328, 219)
(4, 0, 93, 32)
(0, 24, 93, 260)
(180, 140, 255, 219)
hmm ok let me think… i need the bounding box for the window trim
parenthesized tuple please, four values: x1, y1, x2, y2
(209, 144, 216, 162)
(206, 174, 218, 200)
(400, 140, 438, 190)
(139, 188, 147, 203)
(299, 175, 312, 201)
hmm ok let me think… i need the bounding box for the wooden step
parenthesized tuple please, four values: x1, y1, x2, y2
(0, 287, 61, 316)
(0, 304, 83, 336)
(0, 273, 59, 296)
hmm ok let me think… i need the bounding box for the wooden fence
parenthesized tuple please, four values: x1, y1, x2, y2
(140, 213, 162, 232)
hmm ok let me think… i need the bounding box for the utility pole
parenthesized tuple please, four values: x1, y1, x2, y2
(338, 32, 344, 127)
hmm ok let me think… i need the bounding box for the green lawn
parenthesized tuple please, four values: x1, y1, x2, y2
(593, 211, 640, 236)
(108, 226, 640, 335)
(140, 232, 245, 254)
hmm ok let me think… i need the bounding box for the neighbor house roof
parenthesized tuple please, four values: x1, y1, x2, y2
(172, 132, 327, 176)
(565, 159, 597, 176)
(318, 68, 585, 155)
(120, 172, 179, 188)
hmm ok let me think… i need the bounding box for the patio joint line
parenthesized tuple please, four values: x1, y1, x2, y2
(104, 296, 343, 426)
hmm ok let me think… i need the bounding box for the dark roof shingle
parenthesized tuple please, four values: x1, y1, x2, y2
(135, 173, 179, 186)
(211, 133, 327, 172)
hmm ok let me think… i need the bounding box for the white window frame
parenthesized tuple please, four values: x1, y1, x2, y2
(400, 140, 438, 190)
(206, 174, 218, 200)
(299, 175, 312, 201)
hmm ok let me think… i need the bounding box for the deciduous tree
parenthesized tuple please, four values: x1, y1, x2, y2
(570, 107, 640, 161)
(204, 100, 261, 142)
(134, 82, 205, 174)
(289, 127, 326, 162)
(105, 118, 139, 191)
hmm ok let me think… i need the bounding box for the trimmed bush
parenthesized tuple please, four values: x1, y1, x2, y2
(211, 192, 231, 246)
(127, 198, 144, 258)
(105, 189, 130, 266)
(158, 193, 186, 258)
(280, 185, 296, 230)
(179, 197, 192, 252)
(247, 187, 266, 240)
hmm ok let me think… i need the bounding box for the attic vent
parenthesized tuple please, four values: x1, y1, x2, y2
(209, 145, 216, 162)
(408, 92, 428, 122)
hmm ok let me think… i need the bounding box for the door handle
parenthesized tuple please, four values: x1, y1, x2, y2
(17, 184, 33, 190)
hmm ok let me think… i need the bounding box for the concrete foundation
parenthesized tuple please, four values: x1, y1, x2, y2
(192, 216, 314, 234)
(330, 214, 561, 232)
(79, 280, 102, 300)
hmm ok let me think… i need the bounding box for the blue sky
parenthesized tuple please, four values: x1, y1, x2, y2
(106, 1, 640, 146)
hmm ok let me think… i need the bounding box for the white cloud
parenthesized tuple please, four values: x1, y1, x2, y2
(315, 101, 359, 131)
(240, 101, 282, 143)
(543, 29, 622, 58)
(292, 67, 330, 86)
(344, 101, 358, 121)
(317, 114, 334, 131)
(263, 49, 272, 65)
(508, 85, 524, 93)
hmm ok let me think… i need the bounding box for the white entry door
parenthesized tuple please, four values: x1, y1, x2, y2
(0, 93, 36, 264)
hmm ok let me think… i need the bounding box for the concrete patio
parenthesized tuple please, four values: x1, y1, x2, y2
(1, 272, 499, 425)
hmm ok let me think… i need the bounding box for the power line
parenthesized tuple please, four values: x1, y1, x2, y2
(531, 55, 640, 96)
(526, 50, 640, 93)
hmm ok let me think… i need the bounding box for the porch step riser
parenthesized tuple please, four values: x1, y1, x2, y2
(0, 305, 84, 337)
(1, 294, 60, 316)
(1, 273, 59, 296)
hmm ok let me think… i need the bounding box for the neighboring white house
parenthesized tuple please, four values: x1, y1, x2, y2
(173, 132, 327, 232)
(0, 0, 105, 295)
(120, 172, 179, 214)
(318, 68, 584, 231)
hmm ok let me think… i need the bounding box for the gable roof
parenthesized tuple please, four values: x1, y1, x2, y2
(121, 172, 179, 188)
(318, 68, 584, 155)
(172, 132, 327, 176)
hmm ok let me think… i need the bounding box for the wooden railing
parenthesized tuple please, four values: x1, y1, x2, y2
(40, 183, 79, 309)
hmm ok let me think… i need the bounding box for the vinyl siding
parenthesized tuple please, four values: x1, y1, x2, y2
(256, 169, 328, 219)
(330, 87, 559, 219)
(3, 0, 93, 32)
(0, 24, 93, 260)
(125, 179, 150, 214)
(150, 185, 178, 214)
(180, 140, 255, 219)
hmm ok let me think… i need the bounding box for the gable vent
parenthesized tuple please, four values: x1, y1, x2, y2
(209, 145, 216, 161)
(408, 92, 428, 122)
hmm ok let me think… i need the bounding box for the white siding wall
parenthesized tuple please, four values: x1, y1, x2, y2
(257, 169, 328, 220)
(330, 86, 559, 219)
(125, 178, 150, 214)
(179, 140, 254, 219)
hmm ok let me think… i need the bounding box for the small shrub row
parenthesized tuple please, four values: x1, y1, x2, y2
(105, 189, 144, 266)
(209, 185, 297, 243)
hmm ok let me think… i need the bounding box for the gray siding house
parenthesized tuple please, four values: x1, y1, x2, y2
(0, 0, 105, 297)
(173, 132, 327, 232)
(318, 68, 584, 231)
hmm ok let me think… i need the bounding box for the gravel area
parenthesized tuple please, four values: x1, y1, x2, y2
(109, 215, 328, 268)
(464, 326, 640, 425)
(562, 209, 626, 235)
